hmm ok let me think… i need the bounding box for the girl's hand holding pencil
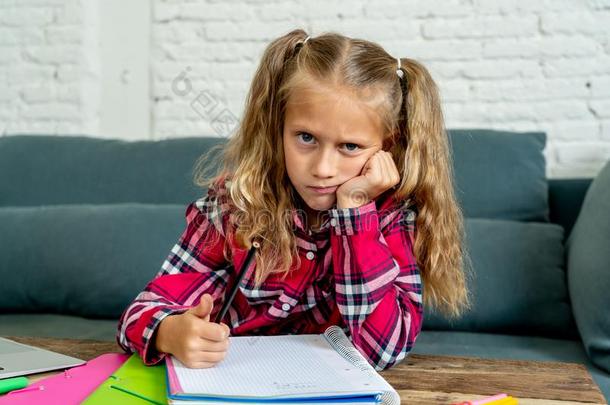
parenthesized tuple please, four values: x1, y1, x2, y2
(155, 294, 231, 368)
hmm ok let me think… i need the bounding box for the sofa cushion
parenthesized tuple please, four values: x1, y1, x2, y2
(567, 159, 610, 373)
(0, 135, 225, 206)
(423, 218, 576, 338)
(0, 204, 186, 318)
(448, 129, 548, 221)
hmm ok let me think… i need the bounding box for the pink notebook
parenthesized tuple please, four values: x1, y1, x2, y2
(0, 353, 129, 405)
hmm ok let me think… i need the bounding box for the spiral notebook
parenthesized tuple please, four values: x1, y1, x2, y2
(165, 326, 400, 405)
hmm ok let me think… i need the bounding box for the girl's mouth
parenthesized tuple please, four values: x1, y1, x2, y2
(308, 185, 338, 194)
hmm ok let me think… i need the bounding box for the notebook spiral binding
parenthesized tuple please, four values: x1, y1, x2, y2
(323, 326, 400, 405)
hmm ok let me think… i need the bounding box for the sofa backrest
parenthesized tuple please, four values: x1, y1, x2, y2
(0, 133, 593, 334)
(549, 178, 593, 240)
(0, 135, 225, 206)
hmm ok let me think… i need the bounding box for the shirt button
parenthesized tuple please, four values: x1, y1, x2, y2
(282, 303, 291, 311)
(330, 218, 337, 226)
(306, 251, 315, 260)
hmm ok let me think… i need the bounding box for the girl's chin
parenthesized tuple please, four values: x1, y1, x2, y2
(304, 197, 336, 211)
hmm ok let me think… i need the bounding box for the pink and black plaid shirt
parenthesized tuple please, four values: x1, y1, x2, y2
(117, 178, 423, 371)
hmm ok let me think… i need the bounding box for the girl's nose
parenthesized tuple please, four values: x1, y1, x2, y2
(311, 149, 337, 179)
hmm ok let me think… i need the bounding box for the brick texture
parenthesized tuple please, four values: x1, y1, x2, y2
(1, 0, 609, 178)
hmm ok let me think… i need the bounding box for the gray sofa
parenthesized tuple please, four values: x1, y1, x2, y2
(1, 131, 608, 400)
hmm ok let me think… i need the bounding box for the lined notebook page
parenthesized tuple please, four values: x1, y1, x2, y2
(169, 334, 392, 399)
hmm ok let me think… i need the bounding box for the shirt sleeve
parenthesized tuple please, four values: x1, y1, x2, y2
(116, 185, 232, 365)
(328, 199, 423, 371)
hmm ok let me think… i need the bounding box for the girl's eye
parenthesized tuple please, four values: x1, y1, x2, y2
(343, 143, 360, 152)
(297, 132, 315, 144)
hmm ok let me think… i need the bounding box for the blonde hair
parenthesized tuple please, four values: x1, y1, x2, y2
(195, 29, 470, 318)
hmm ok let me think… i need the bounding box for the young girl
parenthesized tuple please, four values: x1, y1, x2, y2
(117, 29, 469, 371)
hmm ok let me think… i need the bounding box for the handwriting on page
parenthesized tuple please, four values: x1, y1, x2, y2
(273, 381, 318, 390)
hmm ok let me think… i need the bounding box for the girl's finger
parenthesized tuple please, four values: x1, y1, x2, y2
(360, 151, 377, 175)
(386, 152, 398, 175)
(198, 321, 229, 342)
(186, 360, 217, 369)
(375, 151, 386, 181)
(197, 350, 227, 363)
(377, 152, 392, 183)
(383, 152, 400, 183)
(196, 337, 230, 352)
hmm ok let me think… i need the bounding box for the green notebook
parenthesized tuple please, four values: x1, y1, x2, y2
(83, 353, 167, 404)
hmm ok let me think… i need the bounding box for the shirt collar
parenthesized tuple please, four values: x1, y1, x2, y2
(291, 205, 335, 234)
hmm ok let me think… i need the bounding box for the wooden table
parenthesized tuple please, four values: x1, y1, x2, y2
(5, 336, 608, 405)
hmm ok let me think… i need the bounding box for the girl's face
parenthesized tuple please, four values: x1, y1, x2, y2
(282, 80, 387, 225)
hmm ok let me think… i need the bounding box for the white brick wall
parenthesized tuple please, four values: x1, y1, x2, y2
(1, 0, 609, 178)
(0, 0, 100, 135)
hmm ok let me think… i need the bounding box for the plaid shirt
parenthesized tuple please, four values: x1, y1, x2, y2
(117, 178, 423, 371)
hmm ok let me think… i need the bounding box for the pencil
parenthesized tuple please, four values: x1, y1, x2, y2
(214, 240, 259, 323)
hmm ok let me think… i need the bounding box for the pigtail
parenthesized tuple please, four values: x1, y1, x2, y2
(196, 29, 308, 193)
(395, 58, 471, 318)
(212, 29, 312, 286)
(224, 28, 308, 221)
(244, 29, 308, 146)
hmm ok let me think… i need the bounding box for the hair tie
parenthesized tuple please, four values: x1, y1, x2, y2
(295, 36, 310, 54)
(396, 57, 404, 79)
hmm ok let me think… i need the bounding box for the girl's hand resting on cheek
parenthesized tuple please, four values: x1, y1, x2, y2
(155, 293, 231, 368)
(336, 150, 400, 209)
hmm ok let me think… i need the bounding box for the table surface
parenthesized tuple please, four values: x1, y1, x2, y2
(5, 336, 608, 405)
